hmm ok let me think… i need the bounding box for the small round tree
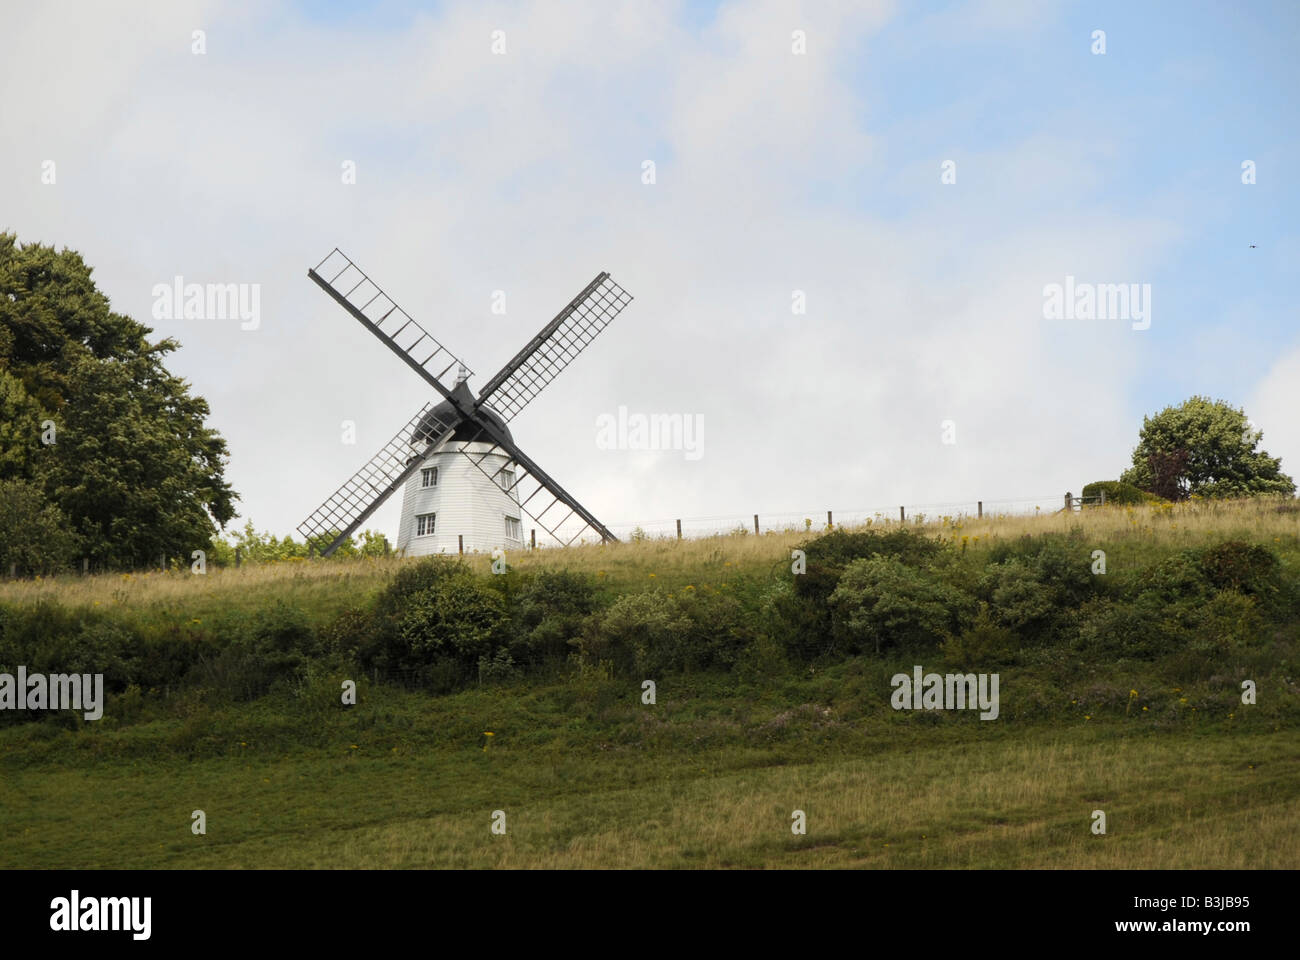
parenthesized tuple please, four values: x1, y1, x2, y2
(1120, 396, 1295, 500)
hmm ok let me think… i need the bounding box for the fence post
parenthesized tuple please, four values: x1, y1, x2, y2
(1099, 490, 1106, 506)
(530, 529, 536, 550)
(1064, 492, 1073, 511)
(676, 519, 682, 540)
(83, 558, 89, 576)
(753, 514, 759, 535)
(827, 510, 833, 528)
(900, 506, 905, 524)
(383, 537, 390, 556)
(8, 563, 14, 579)
(235, 547, 242, 569)
(458, 535, 464, 556)
(977, 501, 983, 519)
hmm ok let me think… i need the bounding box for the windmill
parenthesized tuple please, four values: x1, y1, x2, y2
(297, 248, 633, 557)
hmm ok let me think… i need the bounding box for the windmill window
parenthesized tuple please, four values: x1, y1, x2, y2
(504, 516, 521, 540)
(499, 469, 515, 491)
(416, 513, 436, 536)
(421, 467, 438, 488)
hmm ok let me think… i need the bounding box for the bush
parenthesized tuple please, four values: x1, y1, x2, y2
(801, 528, 946, 574)
(788, 528, 950, 656)
(1136, 550, 1211, 602)
(186, 603, 317, 701)
(477, 648, 519, 684)
(759, 579, 829, 661)
(0, 603, 144, 699)
(375, 556, 469, 620)
(978, 539, 1095, 640)
(1197, 540, 1278, 596)
(735, 634, 788, 684)
(1191, 590, 1262, 650)
(677, 585, 756, 667)
(1132, 541, 1283, 616)
(829, 556, 973, 655)
(1081, 480, 1155, 506)
(397, 572, 508, 674)
(980, 561, 1057, 632)
(1073, 597, 1175, 660)
(582, 590, 693, 675)
(0, 480, 80, 575)
(247, 602, 318, 676)
(940, 603, 1016, 669)
(506, 569, 599, 665)
(336, 557, 512, 685)
(322, 606, 384, 667)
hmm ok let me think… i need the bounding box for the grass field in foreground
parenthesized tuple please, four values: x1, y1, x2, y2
(5, 727, 1296, 869)
(3, 675, 1297, 869)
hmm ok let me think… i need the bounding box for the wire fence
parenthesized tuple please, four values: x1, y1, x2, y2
(5, 493, 1082, 576)
(529, 492, 1078, 546)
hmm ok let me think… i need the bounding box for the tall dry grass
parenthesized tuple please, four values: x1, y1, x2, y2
(2, 497, 1295, 614)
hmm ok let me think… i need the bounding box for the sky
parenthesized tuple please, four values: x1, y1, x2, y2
(2, 0, 1297, 542)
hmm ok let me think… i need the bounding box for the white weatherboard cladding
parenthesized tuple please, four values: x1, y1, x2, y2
(396, 442, 523, 556)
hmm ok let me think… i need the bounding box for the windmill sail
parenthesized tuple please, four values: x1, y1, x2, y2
(457, 434, 618, 545)
(475, 272, 632, 422)
(308, 248, 474, 403)
(297, 403, 460, 555)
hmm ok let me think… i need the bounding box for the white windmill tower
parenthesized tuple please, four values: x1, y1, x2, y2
(296, 248, 634, 557)
(395, 367, 524, 556)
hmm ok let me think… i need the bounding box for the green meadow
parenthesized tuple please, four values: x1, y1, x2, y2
(2, 499, 1298, 868)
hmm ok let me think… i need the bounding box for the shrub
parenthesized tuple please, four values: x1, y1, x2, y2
(477, 648, 519, 684)
(1136, 550, 1211, 602)
(759, 579, 829, 661)
(0, 603, 144, 698)
(0, 480, 80, 576)
(1029, 540, 1095, 604)
(507, 569, 599, 665)
(829, 556, 973, 654)
(1081, 480, 1154, 506)
(978, 537, 1096, 640)
(673, 585, 755, 670)
(322, 606, 384, 667)
(789, 529, 950, 655)
(980, 561, 1058, 633)
(375, 556, 469, 620)
(940, 603, 1016, 669)
(735, 634, 788, 684)
(1073, 597, 1175, 660)
(397, 573, 508, 674)
(582, 590, 693, 675)
(1197, 540, 1278, 596)
(185, 603, 317, 701)
(1191, 590, 1262, 650)
(247, 602, 318, 677)
(801, 528, 946, 573)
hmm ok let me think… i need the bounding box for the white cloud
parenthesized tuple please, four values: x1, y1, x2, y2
(1249, 343, 1300, 483)
(0, 0, 1206, 541)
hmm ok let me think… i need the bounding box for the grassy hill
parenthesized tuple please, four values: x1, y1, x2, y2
(2, 498, 1298, 868)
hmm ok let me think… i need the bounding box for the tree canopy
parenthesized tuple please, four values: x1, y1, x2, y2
(0, 233, 237, 569)
(1120, 396, 1295, 501)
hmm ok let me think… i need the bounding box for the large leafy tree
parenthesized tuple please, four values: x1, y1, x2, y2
(1120, 396, 1295, 500)
(0, 479, 79, 575)
(0, 233, 237, 567)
